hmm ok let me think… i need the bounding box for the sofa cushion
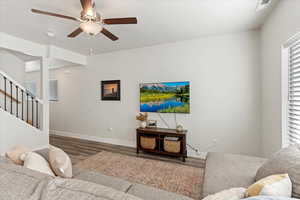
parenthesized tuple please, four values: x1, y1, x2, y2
(202, 187, 246, 200)
(244, 197, 298, 200)
(49, 145, 73, 178)
(256, 144, 300, 198)
(202, 153, 266, 198)
(127, 183, 192, 200)
(35, 148, 50, 162)
(41, 177, 141, 200)
(5, 145, 30, 165)
(74, 170, 132, 192)
(21, 152, 55, 177)
(246, 174, 292, 197)
(0, 163, 52, 200)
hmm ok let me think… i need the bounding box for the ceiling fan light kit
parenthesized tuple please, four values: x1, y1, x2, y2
(31, 0, 137, 41)
(80, 21, 103, 36)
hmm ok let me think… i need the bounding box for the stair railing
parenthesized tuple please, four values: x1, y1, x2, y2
(0, 70, 43, 129)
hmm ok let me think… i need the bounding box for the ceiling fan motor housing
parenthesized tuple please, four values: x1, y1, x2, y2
(80, 10, 101, 23)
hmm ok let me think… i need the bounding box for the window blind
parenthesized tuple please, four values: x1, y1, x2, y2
(288, 41, 300, 144)
(49, 80, 58, 101)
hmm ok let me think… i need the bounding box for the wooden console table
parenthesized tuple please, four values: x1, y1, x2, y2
(136, 127, 187, 162)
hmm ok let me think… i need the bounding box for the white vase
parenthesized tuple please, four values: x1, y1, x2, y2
(176, 124, 184, 132)
(140, 121, 147, 128)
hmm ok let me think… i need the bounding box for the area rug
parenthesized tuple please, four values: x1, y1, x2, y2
(75, 151, 203, 199)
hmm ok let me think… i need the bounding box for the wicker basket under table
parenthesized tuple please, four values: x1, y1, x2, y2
(140, 136, 156, 150)
(164, 139, 181, 153)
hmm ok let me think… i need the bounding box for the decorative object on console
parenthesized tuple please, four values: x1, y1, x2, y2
(176, 124, 184, 132)
(136, 112, 148, 128)
(101, 80, 121, 101)
(140, 81, 190, 113)
(140, 121, 147, 128)
(147, 120, 157, 128)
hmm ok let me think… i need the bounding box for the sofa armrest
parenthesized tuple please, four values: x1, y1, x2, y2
(202, 152, 266, 198)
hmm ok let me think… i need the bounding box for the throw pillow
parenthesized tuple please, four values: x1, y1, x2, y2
(256, 144, 300, 198)
(20, 152, 55, 176)
(5, 145, 30, 165)
(49, 145, 72, 178)
(246, 174, 292, 197)
(202, 187, 246, 200)
(244, 196, 298, 200)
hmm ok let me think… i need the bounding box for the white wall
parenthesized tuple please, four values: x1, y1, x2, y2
(261, 0, 300, 157)
(0, 50, 26, 115)
(49, 30, 262, 157)
(0, 34, 88, 154)
(0, 108, 49, 155)
(0, 50, 25, 85)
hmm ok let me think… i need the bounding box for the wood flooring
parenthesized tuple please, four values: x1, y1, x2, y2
(50, 134, 206, 168)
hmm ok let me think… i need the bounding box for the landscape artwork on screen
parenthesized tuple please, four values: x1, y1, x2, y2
(140, 82, 190, 113)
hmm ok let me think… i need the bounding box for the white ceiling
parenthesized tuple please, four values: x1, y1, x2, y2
(0, 0, 278, 55)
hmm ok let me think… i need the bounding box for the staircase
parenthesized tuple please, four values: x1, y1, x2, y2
(0, 70, 48, 155)
(0, 70, 41, 128)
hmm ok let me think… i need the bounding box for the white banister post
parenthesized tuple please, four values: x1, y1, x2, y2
(41, 55, 50, 137)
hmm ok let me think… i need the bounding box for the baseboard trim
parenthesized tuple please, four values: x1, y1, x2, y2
(50, 130, 136, 148)
(50, 130, 206, 159)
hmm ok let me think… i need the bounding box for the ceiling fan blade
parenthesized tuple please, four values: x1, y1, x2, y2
(101, 28, 119, 41)
(68, 28, 83, 38)
(31, 9, 78, 21)
(103, 18, 137, 25)
(80, 0, 93, 13)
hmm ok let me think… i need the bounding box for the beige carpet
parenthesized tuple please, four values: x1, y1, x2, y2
(75, 151, 204, 199)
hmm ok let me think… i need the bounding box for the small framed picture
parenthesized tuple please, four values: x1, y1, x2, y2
(147, 120, 157, 128)
(101, 80, 121, 101)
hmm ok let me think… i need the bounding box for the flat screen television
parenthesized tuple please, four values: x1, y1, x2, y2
(140, 81, 190, 113)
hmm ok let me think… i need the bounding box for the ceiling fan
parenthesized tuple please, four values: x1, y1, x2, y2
(31, 0, 138, 41)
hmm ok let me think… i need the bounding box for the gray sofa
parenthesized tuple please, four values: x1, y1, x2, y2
(202, 152, 266, 198)
(0, 155, 192, 200)
(0, 151, 268, 200)
(73, 168, 192, 200)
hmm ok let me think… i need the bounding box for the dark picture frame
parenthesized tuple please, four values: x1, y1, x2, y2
(101, 80, 121, 101)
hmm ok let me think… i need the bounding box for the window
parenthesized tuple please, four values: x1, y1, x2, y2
(283, 37, 300, 147)
(49, 80, 58, 101)
(25, 81, 37, 97)
(25, 80, 58, 101)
